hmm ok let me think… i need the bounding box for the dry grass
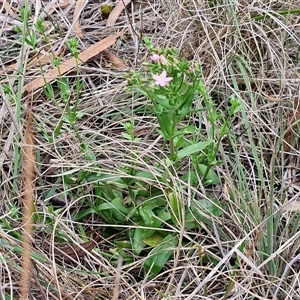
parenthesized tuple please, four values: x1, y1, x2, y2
(1, 0, 300, 299)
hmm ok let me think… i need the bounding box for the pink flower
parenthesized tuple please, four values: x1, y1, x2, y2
(153, 70, 173, 87)
(150, 54, 160, 62)
(150, 54, 168, 65)
(159, 55, 167, 65)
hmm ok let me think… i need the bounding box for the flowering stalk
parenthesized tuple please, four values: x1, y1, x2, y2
(127, 38, 204, 161)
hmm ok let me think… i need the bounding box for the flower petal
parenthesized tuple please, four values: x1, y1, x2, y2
(153, 70, 173, 86)
(150, 54, 160, 62)
(160, 70, 167, 78)
(160, 55, 167, 65)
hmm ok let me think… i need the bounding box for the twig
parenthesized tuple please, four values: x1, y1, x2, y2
(20, 93, 36, 299)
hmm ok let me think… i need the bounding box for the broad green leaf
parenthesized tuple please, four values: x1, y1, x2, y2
(152, 94, 173, 110)
(142, 198, 166, 211)
(139, 208, 154, 226)
(143, 232, 163, 247)
(54, 119, 63, 137)
(97, 197, 132, 223)
(168, 192, 183, 223)
(173, 126, 195, 138)
(134, 171, 156, 180)
(156, 111, 174, 139)
(175, 136, 191, 149)
(81, 144, 96, 161)
(181, 171, 198, 185)
(114, 240, 132, 248)
(197, 164, 220, 185)
(73, 207, 95, 221)
(157, 210, 172, 222)
(198, 198, 225, 217)
(97, 197, 130, 214)
(63, 175, 76, 184)
(43, 83, 55, 100)
(144, 234, 178, 279)
(176, 141, 212, 160)
(133, 228, 155, 255)
(184, 211, 198, 229)
(86, 173, 117, 182)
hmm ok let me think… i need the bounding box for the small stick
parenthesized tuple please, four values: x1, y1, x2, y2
(20, 94, 36, 299)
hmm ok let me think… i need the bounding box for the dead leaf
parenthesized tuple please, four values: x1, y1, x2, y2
(0, 0, 16, 17)
(104, 50, 127, 70)
(73, 0, 86, 38)
(23, 30, 124, 94)
(106, 0, 132, 27)
(54, 233, 100, 263)
(47, 0, 72, 16)
(282, 201, 300, 213)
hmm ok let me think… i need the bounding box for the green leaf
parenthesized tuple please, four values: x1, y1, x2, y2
(73, 207, 95, 221)
(181, 171, 198, 185)
(63, 175, 76, 184)
(173, 126, 195, 138)
(157, 210, 172, 222)
(176, 141, 212, 160)
(139, 208, 154, 226)
(184, 211, 198, 229)
(114, 240, 132, 248)
(43, 83, 55, 100)
(122, 132, 132, 140)
(86, 173, 121, 182)
(133, 228, 156, 255)
(152, 94, 173, 110)
(134, 171, 156, 180)
(197, 164, 220, 185)
(144, 234, 178, 279)
(81, 144, 96, 161)
(143, 232, 163, 247)
(97, 197, 130, 214)
(198, 198, 225, 217)
(97, 197, 132, 223)
(156, 111, 174, 139)
(141, 198, 166, 211)
(54, 119, 64, 137)
(175, 136, 191, 149)
(168, 192, 183, 223)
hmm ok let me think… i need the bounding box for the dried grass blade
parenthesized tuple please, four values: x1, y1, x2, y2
(73, 0, 87, 38)
(104, 50, 127, 70)
(106, 0, 131, 27)
(283, 99, 300, 152)
(47, 0, 72, 16)
(0, 0, 16, 17)
(282, 201, 300, 212)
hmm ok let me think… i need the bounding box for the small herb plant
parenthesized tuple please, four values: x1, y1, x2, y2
(67, 39, 240, 278)
(47, 38, 244, 279)
(128, 38, 206, 162)
(127, 38, 241, 183)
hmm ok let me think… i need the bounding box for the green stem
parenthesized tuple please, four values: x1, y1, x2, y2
(13, 1, 30, 192)
(169, 120, 178, 161)
(253, 8, 300, 21)
(169, 138, 175, 161)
